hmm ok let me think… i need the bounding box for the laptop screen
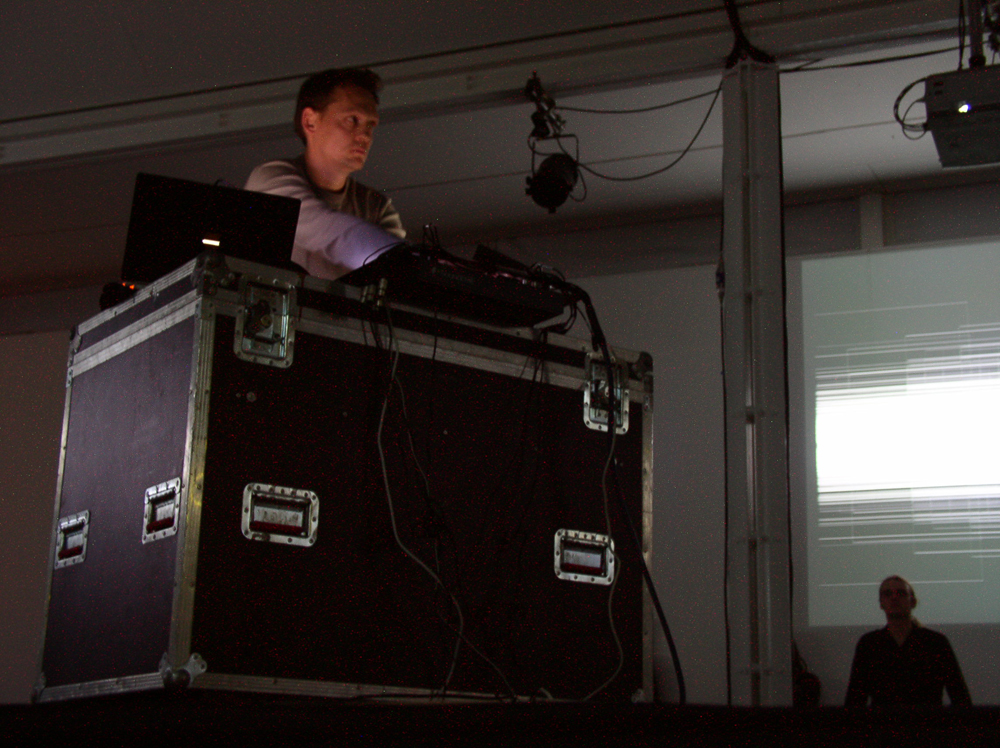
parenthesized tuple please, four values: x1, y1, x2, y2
(121, 172, 301, 283)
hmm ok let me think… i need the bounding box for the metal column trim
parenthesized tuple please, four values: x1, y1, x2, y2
(721, 59, 793, 707)
(168, 299, 217, 665)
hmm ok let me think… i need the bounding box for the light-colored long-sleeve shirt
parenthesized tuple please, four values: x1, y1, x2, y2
(245, 156, 405, 280)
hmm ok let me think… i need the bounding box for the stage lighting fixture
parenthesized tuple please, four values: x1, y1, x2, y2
(525, 154, 578, 213)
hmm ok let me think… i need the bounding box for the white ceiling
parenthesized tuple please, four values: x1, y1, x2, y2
(2, 0, 995, 299)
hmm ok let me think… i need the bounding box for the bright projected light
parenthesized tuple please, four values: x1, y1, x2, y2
(817, 378, 1000, 493)
(801, 241, 1000, 626)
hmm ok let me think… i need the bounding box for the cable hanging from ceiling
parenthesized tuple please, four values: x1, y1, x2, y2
(521, 0, 776, 212)
(521, 0, 992, 213)
(522, 72, 723, 212)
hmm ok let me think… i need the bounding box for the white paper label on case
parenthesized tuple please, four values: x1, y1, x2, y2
(563, 548, 602, 569)
(254, 505, 302, 528)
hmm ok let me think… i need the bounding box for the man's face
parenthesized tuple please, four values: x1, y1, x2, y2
(302, 83, 379, 181)
(879, 578, 915, 620)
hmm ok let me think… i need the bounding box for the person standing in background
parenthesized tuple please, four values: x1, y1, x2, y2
(845, 575, 971, 707)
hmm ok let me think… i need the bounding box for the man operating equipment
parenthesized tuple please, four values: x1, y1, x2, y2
(245, 67, 406, 279)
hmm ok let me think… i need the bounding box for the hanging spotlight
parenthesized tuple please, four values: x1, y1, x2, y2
(526, 153, 578, 213)
(524, 73, 580, 213)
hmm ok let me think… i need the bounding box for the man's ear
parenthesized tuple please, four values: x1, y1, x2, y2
(301, 107, 319, 135)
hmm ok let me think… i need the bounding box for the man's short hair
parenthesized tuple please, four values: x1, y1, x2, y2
(294, 67, 383, 143)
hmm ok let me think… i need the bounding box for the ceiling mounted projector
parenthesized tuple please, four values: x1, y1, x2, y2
(925, 65, 1000, 167)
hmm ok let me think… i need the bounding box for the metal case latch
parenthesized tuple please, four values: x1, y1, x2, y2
(142, 478, 181, 544)
(242, 483, 319, 547)
(554, 529, 616, 585)
(584, 353, 629, 434)
(234, 278, 297, 367)
(54, 511, 90, 569)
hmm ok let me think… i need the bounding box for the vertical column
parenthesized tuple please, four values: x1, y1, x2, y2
(721, 59, 792, 706)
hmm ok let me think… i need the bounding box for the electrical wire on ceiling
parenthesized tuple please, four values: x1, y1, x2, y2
(782, 45, 962, 73)
(893, 77, 931, 140)
(525, 37, 960, 190)
(521, 3, 985, 203)
(523, 72, 723, 206)
(520, 0, 757, 192)
(960, 0, 968, 69)
(568, 83, 723, 184)
(555, 87, 720, 115)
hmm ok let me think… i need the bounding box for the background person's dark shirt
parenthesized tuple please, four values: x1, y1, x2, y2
(845, 625, 971, 706)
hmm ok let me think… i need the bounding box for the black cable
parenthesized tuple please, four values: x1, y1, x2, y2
(724, 0, 775, 68)
(526, 31, 954, 192)
(900, 97, 929, 140)
(584, 441, 626, 701)
(402, 359, 518, 701)
(480, 350, 548, 642)
(375, 319, 463, 693)
(531, 40, 959, 193)
(375, 307, 518, 700)
(782, 46, 961, 73)
(609, 457, 687, 705)
(959, 0, 967, 69)
(555, 87, 720, 115)
(536, 278, 628, 699)
(892, 76, 929, 138)
(576, 286, 627, 701)
(547, 275, 687, 704)
(571, 82, 722, 183)
(717, 251, 734, 707)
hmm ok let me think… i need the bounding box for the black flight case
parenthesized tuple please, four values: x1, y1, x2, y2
(36, 254, 654, 703)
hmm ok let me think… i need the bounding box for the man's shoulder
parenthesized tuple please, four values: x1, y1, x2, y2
(243, 157, 309, 192)
(911, 625, 951, 646)
(247, 158, 303, 178)
(856, 627, 891, 648)
(859, 627, 890, 641)
(347, 177, 390, 200)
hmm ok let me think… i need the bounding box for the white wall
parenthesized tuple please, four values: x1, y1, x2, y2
(0, 331, 69, 704)
(576, 266, 726, 704)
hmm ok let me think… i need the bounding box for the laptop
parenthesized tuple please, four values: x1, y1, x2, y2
(121, 172, 301, 284)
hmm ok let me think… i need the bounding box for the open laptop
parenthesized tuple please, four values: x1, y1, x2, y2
(120, 172, 301, 284)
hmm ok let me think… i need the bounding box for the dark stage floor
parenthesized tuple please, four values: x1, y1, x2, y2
(3, 690, 999, 747)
